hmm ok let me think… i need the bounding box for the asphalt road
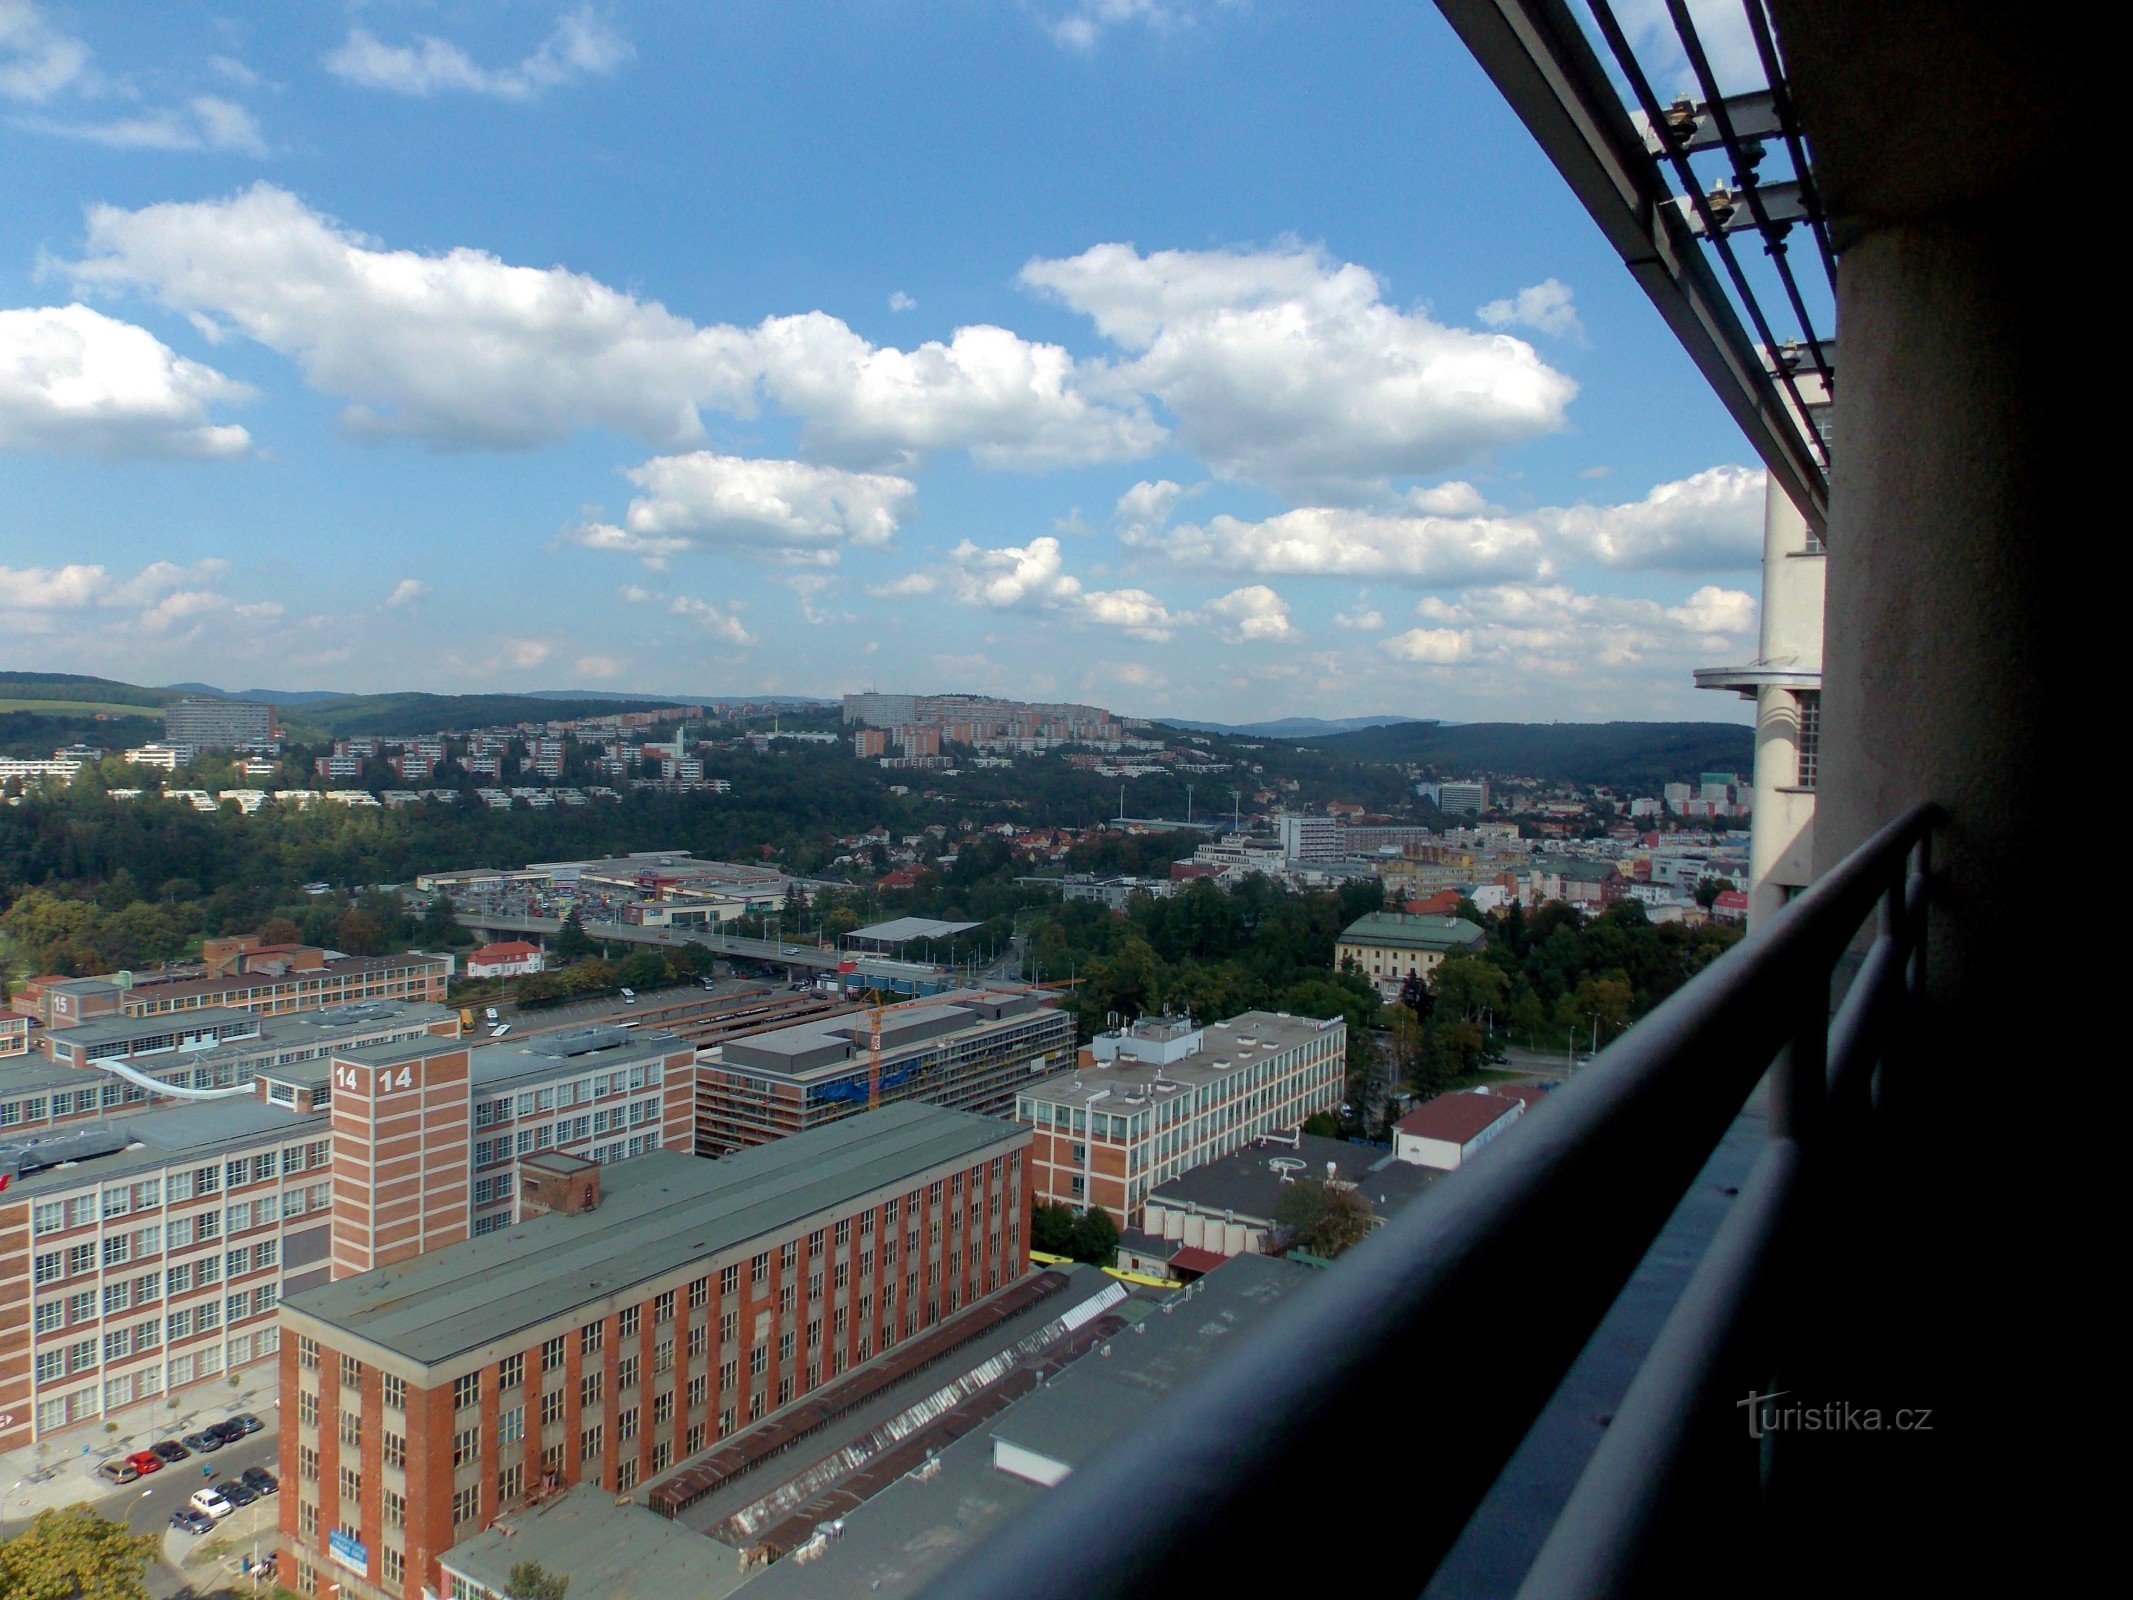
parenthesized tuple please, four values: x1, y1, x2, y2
(1497, 1044, 1585, 1083)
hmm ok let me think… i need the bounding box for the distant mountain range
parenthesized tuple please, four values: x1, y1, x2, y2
(4, 673, 763, 740)
(163, 682, 831, 710)
(163, 682, 345, 707)
(1303, 719, 1754, 792)
(1161, 714, 1427, 739)
(8, 669, 1749, 787)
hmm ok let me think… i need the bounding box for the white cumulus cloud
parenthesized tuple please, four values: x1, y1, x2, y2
(1477, 278, 1582, 339)
(1142, 503, 1551, 585)
(1022, 241, 1575, 497)
(324, 5, 632, 99)
(69, 186, 1157, 466)
(749, 312, 1159, 469)
(382, 578, 428, 608)
(889, 537, 1296, 647)
(71, 184, 756, 450)
(0, 303, 252, 458)
(1122, 466, 1768, 583)
(925, 535, 1185, 641)
(1382, 580, 1757, 675)
(0, 557, 263, 646)
(568, 453, 915, 568)
(1202, 584, 1296, 642)
(1538, 464, 1764, 571)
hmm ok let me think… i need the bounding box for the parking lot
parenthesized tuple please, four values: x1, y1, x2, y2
(0, 1363, 281, 1599)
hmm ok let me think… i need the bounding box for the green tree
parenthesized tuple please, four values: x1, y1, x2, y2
(334, 907, 382, 956)
(257, 915, 303, 946)
(0, 1505, 157, 1600)
(1271, 1179, 1374, 1259)
(554, 909, 596, 962)
(1030, 1202, 1077, 1256)
(1397, 969, 1435, 1025)
(418, 894, 468, 947)
(1559, 973, 1634, 1047)
(1432, 951, 1509, 1024)
(1069, 1205, 1121, 1265)
(505, 1563, 569, 1600)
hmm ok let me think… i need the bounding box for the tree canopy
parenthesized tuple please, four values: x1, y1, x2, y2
(1030, 1202, 1120, 1264)
(1271, 1178, 1375, 1259)
(505, 1562, 570, 1600)
(0, 1505, 157, 1600)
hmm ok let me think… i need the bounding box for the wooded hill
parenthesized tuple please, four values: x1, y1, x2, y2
(1301, 720, 1754, 792)
(0, 670, 708, 743)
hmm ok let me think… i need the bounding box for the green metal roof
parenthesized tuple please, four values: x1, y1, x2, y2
(1336, 912, 1486, 952)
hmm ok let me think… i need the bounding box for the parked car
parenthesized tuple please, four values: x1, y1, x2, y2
(239, 1467, 280, 1496)
(226, 1412, 266, 1436)
(169, 1509, 216, 1535)
(123, 1449, 164, 1476)
(150, 1439, 191, 1464)
(217, 1479, 260, 1509)
(97, 1460, 139, 1485)
(180, 1430, 223, 1452)
(188, 1488, 234, 1520)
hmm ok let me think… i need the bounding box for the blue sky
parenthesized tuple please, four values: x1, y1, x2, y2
(2, 1, 1762, 724)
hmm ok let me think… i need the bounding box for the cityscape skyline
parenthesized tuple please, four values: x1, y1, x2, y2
(3, 1, 1767, 726)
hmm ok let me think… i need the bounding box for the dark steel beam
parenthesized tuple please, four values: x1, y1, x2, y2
(1432, 0, 1829, 530)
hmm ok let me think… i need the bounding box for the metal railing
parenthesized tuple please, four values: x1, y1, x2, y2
(924, 802, 1938, 1599)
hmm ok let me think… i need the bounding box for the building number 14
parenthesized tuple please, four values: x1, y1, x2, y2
(334, 1064, 415, 1094)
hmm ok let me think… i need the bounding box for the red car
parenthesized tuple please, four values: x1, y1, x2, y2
(124, 1449, 164, 1476)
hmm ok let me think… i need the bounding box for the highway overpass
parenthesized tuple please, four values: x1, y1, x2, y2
(453, 911, 844, 971)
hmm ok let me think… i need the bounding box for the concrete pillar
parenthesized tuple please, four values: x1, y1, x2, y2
(1746, 484, 1823, 925)
(1811, 212, 2059, 1020)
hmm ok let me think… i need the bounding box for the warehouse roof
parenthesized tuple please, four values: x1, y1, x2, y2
(1, 1094, 321, 1194)
(988, 1254, 1314, 1474)
(285, 1101, 1026, 1369)
(846, 916, 978, 944)
(439, 1486, 745, 1600)
(1149, 1134, 1440, 1222)
(1394, 1088, 1526, 1145)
